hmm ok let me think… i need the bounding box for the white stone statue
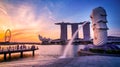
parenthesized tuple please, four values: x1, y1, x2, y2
(90, 7, 108, 46)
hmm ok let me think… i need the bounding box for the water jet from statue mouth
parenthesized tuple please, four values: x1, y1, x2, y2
(59, 22, 89, 58)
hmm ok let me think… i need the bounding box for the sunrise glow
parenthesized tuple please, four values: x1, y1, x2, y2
(0, 0, 120, 42)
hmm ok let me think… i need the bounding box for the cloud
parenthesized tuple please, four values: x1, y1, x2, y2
(0, 1, 60, 42)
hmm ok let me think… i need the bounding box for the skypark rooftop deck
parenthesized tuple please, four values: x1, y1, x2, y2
(55, 22, 84, 25)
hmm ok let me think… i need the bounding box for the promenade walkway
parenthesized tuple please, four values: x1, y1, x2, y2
(39, 56, 120, 67)
(0, 55, 120, 67)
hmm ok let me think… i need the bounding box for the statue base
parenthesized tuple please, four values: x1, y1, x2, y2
(84, 44, 120, 51)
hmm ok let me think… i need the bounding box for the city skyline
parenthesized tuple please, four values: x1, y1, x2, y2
(0, 0, 120, 42)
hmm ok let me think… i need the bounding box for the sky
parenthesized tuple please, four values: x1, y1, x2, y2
(0, 0, 120, 42)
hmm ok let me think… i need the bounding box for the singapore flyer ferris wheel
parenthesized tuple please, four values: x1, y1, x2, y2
(4, 29, 11, 42)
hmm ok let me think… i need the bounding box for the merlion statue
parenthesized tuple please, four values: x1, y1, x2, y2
(90, 7, 108, 46)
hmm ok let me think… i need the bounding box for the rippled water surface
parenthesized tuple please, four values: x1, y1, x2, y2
(0, 45, 85, 67)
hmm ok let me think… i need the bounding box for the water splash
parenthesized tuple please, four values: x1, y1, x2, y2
(59, 22, 89, 58)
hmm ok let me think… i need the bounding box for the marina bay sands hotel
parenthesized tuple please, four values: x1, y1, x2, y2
(55, 21, 90, 42)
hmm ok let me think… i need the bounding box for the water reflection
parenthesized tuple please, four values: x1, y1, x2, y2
(0, 45, 85, 67)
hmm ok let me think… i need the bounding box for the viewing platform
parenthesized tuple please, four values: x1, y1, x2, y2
(55, 22, 84, 25)
(0, 45, 39, 61)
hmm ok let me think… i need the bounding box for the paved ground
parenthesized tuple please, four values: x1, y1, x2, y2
(38, 55, 120, 67)
(1, 55, 120, 67)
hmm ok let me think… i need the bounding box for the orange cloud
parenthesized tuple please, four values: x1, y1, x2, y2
(0, 1, 60, 42)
